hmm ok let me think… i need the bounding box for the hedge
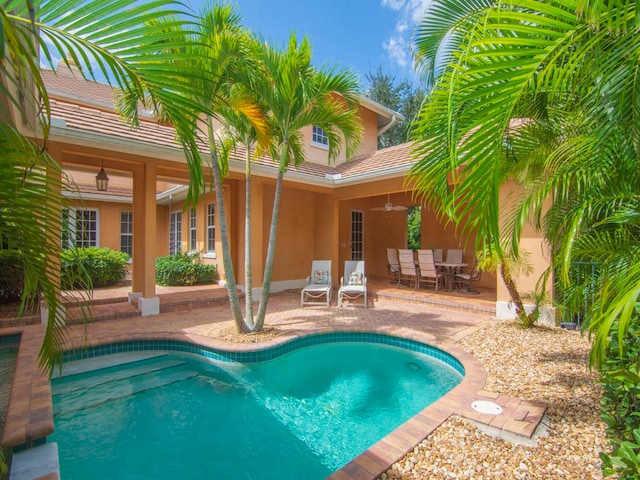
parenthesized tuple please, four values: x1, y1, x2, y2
(0, 250, 26, 304)
(600, 309, 640, 478)
(61, 247, 128, 289)
(155, 253, 217, 286)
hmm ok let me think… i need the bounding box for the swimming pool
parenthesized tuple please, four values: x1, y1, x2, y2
(0, 336, 18, 434)
(50, 333, 463, 479)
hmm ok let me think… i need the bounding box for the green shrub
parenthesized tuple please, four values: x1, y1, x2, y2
(61, 247, 128, 289)
(0, 250, 25, 304)
(155, 252, 217, 286)
(600, 307, 640, 478)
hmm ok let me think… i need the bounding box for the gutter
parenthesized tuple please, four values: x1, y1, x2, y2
(377, 114, 398, 137)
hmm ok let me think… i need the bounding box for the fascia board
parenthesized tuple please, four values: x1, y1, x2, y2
(62, 191, 132, 204)
(49, 125, 188, 163)
(331, 164, 415, 186)
(357, 95, 405, 122)
(50, 125, 414, 190)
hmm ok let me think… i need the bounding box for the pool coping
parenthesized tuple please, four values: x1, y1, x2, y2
(1, 324, 545, 480)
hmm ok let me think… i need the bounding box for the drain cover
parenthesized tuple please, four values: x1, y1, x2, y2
(471, 400, 503, 415)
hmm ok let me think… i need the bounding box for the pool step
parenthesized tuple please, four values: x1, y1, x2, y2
(53, 358, 189, 396)
(53, 365, 196, 416)
(53, 352, 171, 379)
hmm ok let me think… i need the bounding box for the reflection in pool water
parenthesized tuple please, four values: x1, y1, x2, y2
(51, 335, 463, 480)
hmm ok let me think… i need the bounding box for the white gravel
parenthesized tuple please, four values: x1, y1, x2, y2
(380, 320, 606, 479)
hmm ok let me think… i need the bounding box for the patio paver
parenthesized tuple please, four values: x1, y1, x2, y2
(1, 283, 546, 480)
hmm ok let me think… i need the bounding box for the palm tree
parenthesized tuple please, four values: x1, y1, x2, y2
(218, 75, 270, 326)
(251, 34, 362, 331)
(410, 0, 640, 363)
(179, 29, 363, 334)
(1, 0, 207, 373)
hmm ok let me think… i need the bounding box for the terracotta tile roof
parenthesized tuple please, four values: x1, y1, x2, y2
(51, 100, 184, 150)
(46, 73, 415, 184)
(335, 143, 414, 178)
(42, 68, 118, 110)
(51, 97, 415, 181)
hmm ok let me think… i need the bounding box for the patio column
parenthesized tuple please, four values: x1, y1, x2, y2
(131, 162, 159, 316)
(247, 178, 264, 294)
(42, 145, 66, 325)
(331, 198, 340, 280)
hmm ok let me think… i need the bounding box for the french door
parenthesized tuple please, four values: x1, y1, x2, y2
(350, 210, 364, 260)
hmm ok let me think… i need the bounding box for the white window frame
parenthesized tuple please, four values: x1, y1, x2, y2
(350, 210, 364, 261)
(120, 210, 133, 258)
(62, 208, 100, 249)
(189, 208, 197, 253)
(169, 211, 182, 255)
(203, 203, 216, 258)
(311, 125, 329, 149)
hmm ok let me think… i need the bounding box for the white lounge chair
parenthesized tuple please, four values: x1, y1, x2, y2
(338, 260, 367, 308)
(301, 260, 332, 306)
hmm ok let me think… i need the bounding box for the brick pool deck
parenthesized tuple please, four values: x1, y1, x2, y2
(1, 283, 547, 480)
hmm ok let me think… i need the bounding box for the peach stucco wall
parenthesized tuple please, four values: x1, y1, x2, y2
(260, 183, 325, 283)
(496, 181, 552, 302)
(65, 199, 128, 251)
(418, 206, 495, 289)
(166, 186, 232, 280)
(301, 104, 380, 167)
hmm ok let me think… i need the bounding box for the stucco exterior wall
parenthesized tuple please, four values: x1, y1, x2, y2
(495, 181, 552, 319)
(64, 199, 128, 251)
(300, 104, 380, 167)
(261, 183, 320, 283)
(419, 206, 495, 289)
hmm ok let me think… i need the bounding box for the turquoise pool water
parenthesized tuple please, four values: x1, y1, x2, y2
(0, 336, 19, 435)
(50, 335, 463, 479)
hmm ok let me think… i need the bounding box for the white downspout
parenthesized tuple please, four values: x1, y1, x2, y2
(377, 114, 398, 137)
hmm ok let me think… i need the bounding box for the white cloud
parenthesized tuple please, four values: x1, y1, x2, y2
(381, 0, 433, 72)
(381, 0, 406, 10)
(383, 36, 409, 68)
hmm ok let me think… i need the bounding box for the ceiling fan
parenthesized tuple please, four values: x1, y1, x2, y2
(371, 194, 408, 212)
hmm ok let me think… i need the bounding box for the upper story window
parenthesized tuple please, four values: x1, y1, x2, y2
(311, 125, 329, 149)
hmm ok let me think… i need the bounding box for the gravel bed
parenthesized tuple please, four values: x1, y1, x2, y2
(380, 320, 606, 479)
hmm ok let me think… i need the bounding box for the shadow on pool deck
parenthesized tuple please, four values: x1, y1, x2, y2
(0, 283, 546, 480)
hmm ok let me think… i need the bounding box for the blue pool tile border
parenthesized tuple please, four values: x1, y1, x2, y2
(62, 332, 465, 376)
(0, 334, 20, 347)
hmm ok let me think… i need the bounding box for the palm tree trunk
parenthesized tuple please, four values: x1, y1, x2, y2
(244, 145, 254, 327)
(207, 118, 248, 332)
(254, 169, 284, 331)
(499, 262, 530, 325)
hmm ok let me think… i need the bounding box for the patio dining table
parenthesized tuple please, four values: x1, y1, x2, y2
(435, 262, 468, 291)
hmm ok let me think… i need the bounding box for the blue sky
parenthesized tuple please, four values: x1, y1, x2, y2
(188, 0, 430, 89)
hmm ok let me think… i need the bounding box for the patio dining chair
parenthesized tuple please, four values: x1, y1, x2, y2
(338, 260, 367, 308)
(398, 249, 418, 288)
(301, 260, 332, 306)
(445, 248, 463, 264)
(454, 261, 482, 294)
(416, 249, 444, 292)
(386, 248, 401, 285)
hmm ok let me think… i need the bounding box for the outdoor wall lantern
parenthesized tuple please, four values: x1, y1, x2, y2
(95, 161, 109, 192)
